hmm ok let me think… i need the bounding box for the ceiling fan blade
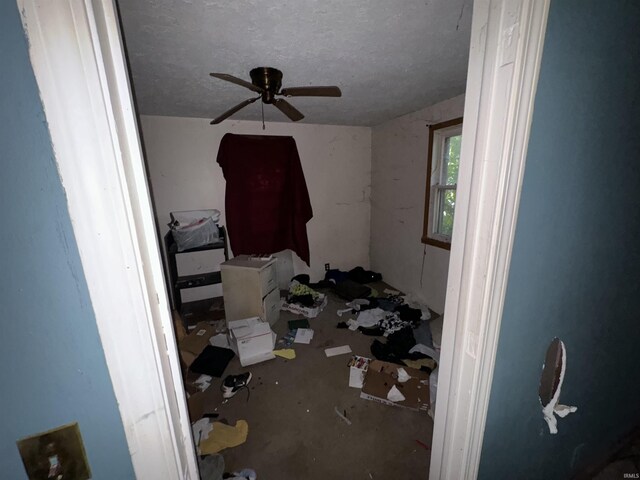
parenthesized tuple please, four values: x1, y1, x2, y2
(280, 86, 342, 97)
(273, 98, 304, 122)
(209, 73, 264, 93)
(210, 97, 260, 124)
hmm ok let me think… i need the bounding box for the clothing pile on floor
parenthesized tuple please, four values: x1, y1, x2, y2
(283, 267, 438, 372)
(318, 267, 439, 373)
(339, 299, 437, 372)
(281, 275, 328, 318)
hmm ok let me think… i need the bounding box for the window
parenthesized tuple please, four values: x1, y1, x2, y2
(422, 117, 463, 248)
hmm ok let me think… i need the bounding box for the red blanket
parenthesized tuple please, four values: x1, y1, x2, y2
(216, 133, 313, 265)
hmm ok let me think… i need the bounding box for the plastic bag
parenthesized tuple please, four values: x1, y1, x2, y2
(169, 209, 220, 251)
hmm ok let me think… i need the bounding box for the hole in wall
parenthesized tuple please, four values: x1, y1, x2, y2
(539, 337, 563, 407)
(539, 338, 577, 434)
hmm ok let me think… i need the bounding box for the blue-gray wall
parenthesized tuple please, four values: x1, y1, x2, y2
(0, 2, 135, 478)
(478, 0, 640, 478)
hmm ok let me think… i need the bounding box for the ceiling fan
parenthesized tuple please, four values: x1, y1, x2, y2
(209, 67, 342, 125)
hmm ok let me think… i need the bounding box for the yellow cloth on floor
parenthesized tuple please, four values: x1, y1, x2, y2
(200, 420, 248, 454)
(273, 348, 296, 359)
(403, 358, 437, 371)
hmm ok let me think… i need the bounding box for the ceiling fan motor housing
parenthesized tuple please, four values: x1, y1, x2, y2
(250, 67, 282, 103)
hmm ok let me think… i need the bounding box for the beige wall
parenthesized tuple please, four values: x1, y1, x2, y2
(140, 116, 371, 285)
(370, 95, 465, 313)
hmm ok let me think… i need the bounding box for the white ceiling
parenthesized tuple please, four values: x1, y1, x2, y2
(118, 0, 472, 127)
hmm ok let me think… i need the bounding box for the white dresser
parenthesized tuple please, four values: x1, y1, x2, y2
(220, 255, 280, 326)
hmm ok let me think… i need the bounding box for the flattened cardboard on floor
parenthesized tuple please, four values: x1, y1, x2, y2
(180, 321, 216, 367)
(187, 386, 218, 421)
(360, 360, 430, 412)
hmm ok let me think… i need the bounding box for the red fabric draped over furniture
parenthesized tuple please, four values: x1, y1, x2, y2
(216, 133, 313, 265)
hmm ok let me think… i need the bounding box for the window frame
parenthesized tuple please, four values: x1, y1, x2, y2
(422, 117, 464, 249)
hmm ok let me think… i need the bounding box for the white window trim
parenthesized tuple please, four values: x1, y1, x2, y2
(428, 124, 463, 244)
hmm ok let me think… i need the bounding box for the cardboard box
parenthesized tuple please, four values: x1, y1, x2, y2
(228, 317, 276, 367)
(360, 360, 430, 412)
(187, 386, 218, 421)
(180, 321, 216, 367)
(281, 293, 328, 318)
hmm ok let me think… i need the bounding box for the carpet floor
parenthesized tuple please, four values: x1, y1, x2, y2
(200, 289, 435, 479)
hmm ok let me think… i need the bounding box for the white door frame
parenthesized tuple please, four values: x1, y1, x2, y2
(18, 0, 198, 478)
(18, 0, 550, 478)
(430, 0, 550, 478)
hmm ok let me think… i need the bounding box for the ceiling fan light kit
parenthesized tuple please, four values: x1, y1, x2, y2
(209, 67, 342, 125)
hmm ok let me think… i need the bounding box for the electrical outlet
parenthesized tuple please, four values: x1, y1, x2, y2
(325, 263, 330, 271)
(17, 422, 91, 479)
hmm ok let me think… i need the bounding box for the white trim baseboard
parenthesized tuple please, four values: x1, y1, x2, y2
(429, 0, 550, 478)
(18, 0, 198, 478)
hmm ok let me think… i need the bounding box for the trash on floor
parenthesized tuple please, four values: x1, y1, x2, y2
(396, 367, 411, 383)
(180, 321, 218, 367)
(199, 420, 249, 454)
(273, 348, 296, 360)
(209, 333, 231, 349)
(334, 406, 352, 425)
(360, 360, 430, 412)
(277, 329, 297, 348)
(386, 385, 406, 402)
(324, 345, 352, 357)
(293, 328, 314, 344)
(348, 355, 371, 389)
(228, 317, 276, 366)
(194, 374, 213, 391)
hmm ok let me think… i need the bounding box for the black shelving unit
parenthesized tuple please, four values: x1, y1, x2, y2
(164, 226, 229, 313)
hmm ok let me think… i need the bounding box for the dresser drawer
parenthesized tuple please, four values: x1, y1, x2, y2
(260, 262, 278, 296)
(262, 287, 280, 326)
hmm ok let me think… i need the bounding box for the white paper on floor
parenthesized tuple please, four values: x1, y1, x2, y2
(294, 328, 314, 344)
(347, 319, 359, 331)
(397, 367, 411, 383)
(209, 333, 230, 349)
(387, 385, 406, 403)
(325, 345, 352, 357)
(195, 374, 212, 391)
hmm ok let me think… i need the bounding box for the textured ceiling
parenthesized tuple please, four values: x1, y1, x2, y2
(118, 0, 472, 126)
